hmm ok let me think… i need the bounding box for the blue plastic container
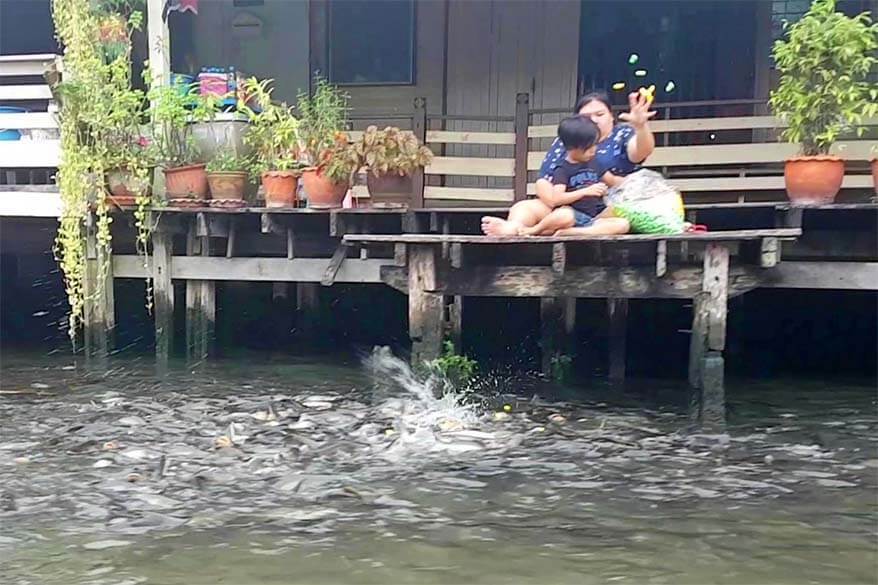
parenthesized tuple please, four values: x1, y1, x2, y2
(0, 106, 28, 141)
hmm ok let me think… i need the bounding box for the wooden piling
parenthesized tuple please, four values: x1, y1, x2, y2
(152, 225, 174, 371)
(688, 243, 730, 428)
(607, 298, 628, 383)
(185, 222, 215, 364)
(296, 282, 321, 342)
(540, 296, 576, 379)
(408, 245, 443, 364)
(82, 211, 114, 365)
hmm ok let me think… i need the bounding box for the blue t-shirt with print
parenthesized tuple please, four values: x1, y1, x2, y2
(538, 124, 640, 181)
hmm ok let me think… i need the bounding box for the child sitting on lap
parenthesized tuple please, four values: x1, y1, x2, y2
(520, 117, 629, 237)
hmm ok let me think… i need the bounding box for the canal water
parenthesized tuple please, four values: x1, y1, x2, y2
(1, 350, 875, 584)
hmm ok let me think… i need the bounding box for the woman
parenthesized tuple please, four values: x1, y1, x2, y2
(481, 90, 656, 236)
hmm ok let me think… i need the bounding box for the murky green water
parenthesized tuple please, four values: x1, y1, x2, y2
(1, 350, 876, 585)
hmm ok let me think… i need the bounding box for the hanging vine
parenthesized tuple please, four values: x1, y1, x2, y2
(52, 0, 150, 341)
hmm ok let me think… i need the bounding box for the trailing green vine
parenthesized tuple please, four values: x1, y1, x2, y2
(52, 0, 150, 341)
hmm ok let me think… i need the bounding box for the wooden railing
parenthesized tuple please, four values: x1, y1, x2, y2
(0, 53, 62, 216)
(346, 95, 876, 206)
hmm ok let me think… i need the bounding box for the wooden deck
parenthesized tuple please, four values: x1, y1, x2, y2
(46, 201, 871, 429)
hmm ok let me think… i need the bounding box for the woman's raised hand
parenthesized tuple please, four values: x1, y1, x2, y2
(619, 91, 657, 128)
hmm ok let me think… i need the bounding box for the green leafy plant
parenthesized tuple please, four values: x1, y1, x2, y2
(239, 77, 304, 177)
(352, 125, 433, 177)
(769, 0, 878, 156)
(206, 150, 249, 173)
(295, 76, 349, 166)
(320, 135, 360, 184)
(425, 340, 478, 387)
(147, 81, 217, 168)
(550, 353, 573, 384)
(53, 0, 150, 341)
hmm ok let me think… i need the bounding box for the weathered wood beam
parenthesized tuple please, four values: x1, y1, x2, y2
(408, 245, 443, 364)
(115, 255, 385, 283)
(608, 298, 628, 383)
(688, 243, 730, 430)
(152, 228, 174, 371)
(440, 265, 759, 299)
(185, 225, 215, 364)
(82, 212, 114, 365)
(321, 243, 350, 286)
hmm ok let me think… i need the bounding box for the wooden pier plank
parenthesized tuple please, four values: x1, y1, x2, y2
(344, 228, 802, 245)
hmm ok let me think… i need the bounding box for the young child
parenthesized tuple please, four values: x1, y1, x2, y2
(520, 117, 629, 237)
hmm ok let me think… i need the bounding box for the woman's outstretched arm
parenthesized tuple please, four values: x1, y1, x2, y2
(619, 91, 657, 164)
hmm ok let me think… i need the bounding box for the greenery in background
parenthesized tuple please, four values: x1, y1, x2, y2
(239, 77, 303, 177)
(550, 353, 574, 384)
(52, 0, 150, 341)
(769, 0, 878, 156)
(425, 340, 478, 387)
(296, 76, 349, 167)
(207, 150, 249, 173)
(352, 125, 433, 177)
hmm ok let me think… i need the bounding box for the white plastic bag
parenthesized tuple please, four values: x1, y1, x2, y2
(606, 169, 685, 234)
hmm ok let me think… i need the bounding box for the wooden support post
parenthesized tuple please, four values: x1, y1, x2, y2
(411, 97, 427, 209)
(688, 243, 730, 429)
(513, 92, 529, 202)
(540, 297, 576, 379)
(321, 243, 348, 286)
(445, 295, 463, 353)
(83, 212, 114, 365)
(152, 225, 174, 371)
(408, 245, 443, 364)
(226, 219, 237, 258)
(607, 298, 628, 383)
(607, 248, 629, 383)
(296, 283, 320, 342)
(147, 0, 170, 196)
(185, 225, 215, 364)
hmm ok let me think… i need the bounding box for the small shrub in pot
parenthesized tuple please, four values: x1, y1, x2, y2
(769, 0, 878, 204)
(352, 125, 433, 207)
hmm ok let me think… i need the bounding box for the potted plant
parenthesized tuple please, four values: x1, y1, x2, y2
(352, 125, 433, 207)
(769, 0, 878, 204)
(103, 86, 154, 206)
(296, 77, 352, 208)
(240, 77, 304, 208)
(148, 81, 216, 200)
(206, 151, 249, 203)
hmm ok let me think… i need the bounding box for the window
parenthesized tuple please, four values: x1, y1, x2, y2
(328, 0, 415, 85)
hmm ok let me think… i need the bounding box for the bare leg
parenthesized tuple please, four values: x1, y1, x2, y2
(555, 217, 630, 236)
(482, 198, 552, 236)
(520, 207, 576, 236)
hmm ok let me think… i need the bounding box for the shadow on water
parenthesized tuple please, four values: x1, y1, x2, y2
(0, 349, 876, 584)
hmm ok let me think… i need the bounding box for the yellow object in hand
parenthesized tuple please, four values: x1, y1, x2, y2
(638, 85, 656, 105)
(503, 404, 512, 412)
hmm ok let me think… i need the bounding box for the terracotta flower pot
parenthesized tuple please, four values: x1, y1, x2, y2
(302, 167, 348, 209)
(107, 168, 150, 198)
(208, 171, 247, 201)
(783, 156, 844, 205)
(366, 172, 413, 207)
(164, 163, 209, 199)
(261, 170, 299, 208)
(871, 158, 877, 195)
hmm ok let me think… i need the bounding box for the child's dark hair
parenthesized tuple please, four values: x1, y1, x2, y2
(574, 90, 613, 115)
(558, 116, 599, 151)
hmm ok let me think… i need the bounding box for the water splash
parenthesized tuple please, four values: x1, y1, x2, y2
(363, 347, 484, 457)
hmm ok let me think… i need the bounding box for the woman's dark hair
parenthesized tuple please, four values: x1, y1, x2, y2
(574, 90, 613, 115)
(557, 116, 600, 151)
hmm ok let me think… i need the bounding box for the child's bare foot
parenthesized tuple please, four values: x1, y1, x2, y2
(481, 216, 520, 236)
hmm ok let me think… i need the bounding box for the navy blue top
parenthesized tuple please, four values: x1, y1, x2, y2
(538, 124, 640, 181)
(551, 159, 605, 217)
